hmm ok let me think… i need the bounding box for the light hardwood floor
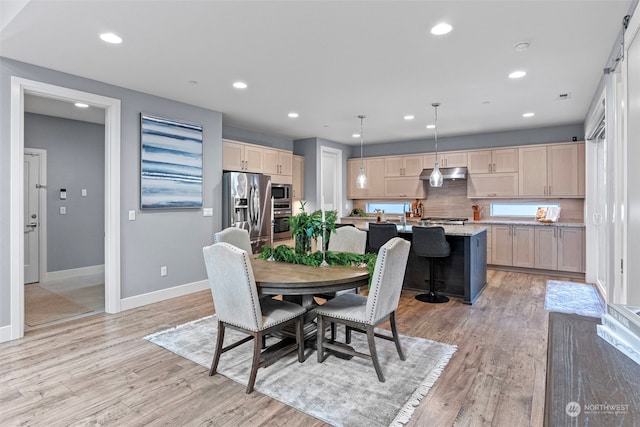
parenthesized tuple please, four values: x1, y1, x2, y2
(1, 270, 582, 426)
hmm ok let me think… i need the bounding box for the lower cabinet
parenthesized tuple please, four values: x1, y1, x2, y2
(490, 225, 534, 267)
(492, 224, 585, 273)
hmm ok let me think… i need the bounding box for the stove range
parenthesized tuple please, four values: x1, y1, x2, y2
(422, 217, 469, 225)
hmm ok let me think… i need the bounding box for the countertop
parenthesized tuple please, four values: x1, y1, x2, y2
(340, 216, 585, 228)
(358, 222, 488, 237)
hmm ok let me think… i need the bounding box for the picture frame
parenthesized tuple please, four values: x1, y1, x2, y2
(140, 114, 203, 209)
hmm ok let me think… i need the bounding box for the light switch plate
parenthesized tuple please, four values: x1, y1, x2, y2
(203, 208, 213, 217)
(81, 189, 87, 197)
(59, 206, 66, 215)
(128, 210, 136, 220)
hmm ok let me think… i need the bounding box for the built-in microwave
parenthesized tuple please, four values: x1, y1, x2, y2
(271, 184, 291, 205)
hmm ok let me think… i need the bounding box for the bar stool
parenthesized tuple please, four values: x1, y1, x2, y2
(411, 226, 450, 304)
(367, 223, 398, 253)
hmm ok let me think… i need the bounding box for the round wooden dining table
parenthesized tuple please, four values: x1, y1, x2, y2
(250, 256, 370, 341)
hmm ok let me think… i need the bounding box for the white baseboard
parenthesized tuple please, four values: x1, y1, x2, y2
(0, 325, 14, 343)
(120, 280, 209, 312)
(46, 264, 105, 281)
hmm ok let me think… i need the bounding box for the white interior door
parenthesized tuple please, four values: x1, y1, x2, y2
(320, 147, 342, 214)
(625, 12, 640, 305)
(593, 131, 608, 294)
(23, 151, 41, 284)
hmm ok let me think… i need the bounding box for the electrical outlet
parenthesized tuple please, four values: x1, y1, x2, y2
(203, 208, 213, 217)
(59, 206, 66, 215)
(160, 266, 167, 276)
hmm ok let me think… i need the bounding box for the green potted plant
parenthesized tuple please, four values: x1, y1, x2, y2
(289, 201, 337, 254)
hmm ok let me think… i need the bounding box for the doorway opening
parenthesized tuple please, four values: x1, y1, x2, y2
(23, 109, 107, 329)
(8, 77, 121, 341)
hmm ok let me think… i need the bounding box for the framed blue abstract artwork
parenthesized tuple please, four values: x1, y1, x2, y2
(140, 114, 203, 209)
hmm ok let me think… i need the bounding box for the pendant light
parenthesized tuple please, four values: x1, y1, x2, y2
(429, 103, 443, 187)
(356, 114, 368, 189)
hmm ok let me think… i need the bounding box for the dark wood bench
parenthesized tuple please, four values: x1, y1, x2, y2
(545, 312, 640, 426)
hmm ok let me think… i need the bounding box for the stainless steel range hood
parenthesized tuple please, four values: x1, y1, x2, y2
(419, 167, 467, 181)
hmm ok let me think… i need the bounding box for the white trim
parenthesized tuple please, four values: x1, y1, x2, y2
(0, 325, 12, 343)
(24, 148, 48, 283)
(120, 280, 209, 312)
(46, 264, 105, 281)
(9, 77, 121, 341)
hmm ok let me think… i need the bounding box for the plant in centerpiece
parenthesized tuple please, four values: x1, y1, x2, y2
(288, 201, 337, 254)
(259, 244, 377, 285)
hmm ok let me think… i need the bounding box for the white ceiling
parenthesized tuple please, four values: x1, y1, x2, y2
(0, 0, 632, 144)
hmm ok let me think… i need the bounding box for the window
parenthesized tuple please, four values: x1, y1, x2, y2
(365, 202, 410, 214)
(490, 202, 559, 217)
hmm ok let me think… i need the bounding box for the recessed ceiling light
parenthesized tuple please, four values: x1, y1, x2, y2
(509, 70, 527, 79)
(404, 115, 415, 120)
(431, 22, 452, 35)
(522, 112, 535, 118)
(352, 133, 361, 138)
(233, 81, 248, 89)
(74, 102, 89, 108)
(99, 33, 122, 44)
(426, 124, 436, 129)
(288, 112, 299, 118)
(513, 41, 530, 52)
(188, 80, 198, 85)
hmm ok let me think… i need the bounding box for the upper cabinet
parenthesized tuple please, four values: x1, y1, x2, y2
(263, 148, 292, 177)
(519, 142, 584, 197)
(384, 155, 423, 177)
(223, 140, 293, 184)
(347, 158, 385, 199)
(467, 148, 518, 174)
(292, 155, 304, 199)
(222, 140, 263, 173)
(424, 151, 468, 168)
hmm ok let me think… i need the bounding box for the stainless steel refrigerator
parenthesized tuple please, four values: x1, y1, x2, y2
(222, 172, 272, 253)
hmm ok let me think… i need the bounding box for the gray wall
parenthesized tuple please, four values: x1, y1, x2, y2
(25, 113, 105, 272)
(352, 123, 585, 158)
(223, 124, 294, 151)
(1, 58, 223, 326)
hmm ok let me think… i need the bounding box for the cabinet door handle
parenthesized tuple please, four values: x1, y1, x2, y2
(492, 163, 496, 173)
(488, 163, 492, 173)
(548, 185, 552, 195)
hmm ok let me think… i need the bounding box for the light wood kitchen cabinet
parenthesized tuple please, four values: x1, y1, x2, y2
(491, 225, 534, 267)
(512, 226, 535, 268)
(384, 155, 423, 177)
(519, 142, 583, 197)
(534, 226, 584, 272)
(384, 177, 426, 198)
(491, 225, 513, 265)
(557, 227, 585, 272)
(467, 148, 518, 174)
(263, 148, 293, 183)
(534, 226, 559, 270)
(292, 155, 304, 199)
(467, 173, 519, 198)
(423, 151, 468, 168)
(347, 158, 385, 199)
(222, 140, 263, 172)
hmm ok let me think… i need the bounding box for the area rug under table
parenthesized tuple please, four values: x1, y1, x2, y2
(544, 280, 605, 318)
(145, 316, 456, 427)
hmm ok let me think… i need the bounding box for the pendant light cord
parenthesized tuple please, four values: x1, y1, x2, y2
(359, 114, 365, 168)
(433, 103, 439, 158)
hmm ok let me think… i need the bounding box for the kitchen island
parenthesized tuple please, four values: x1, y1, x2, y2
(358, 223, 488, 304)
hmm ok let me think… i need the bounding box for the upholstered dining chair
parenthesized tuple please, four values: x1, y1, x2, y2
(318, 225, 369, 338)
(214, 227, 253, 254)
(315, 237, 411, 382)
(328, 225, 367, 254)
(202, 242, 306, 394)
(367, 223, 398, 253)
